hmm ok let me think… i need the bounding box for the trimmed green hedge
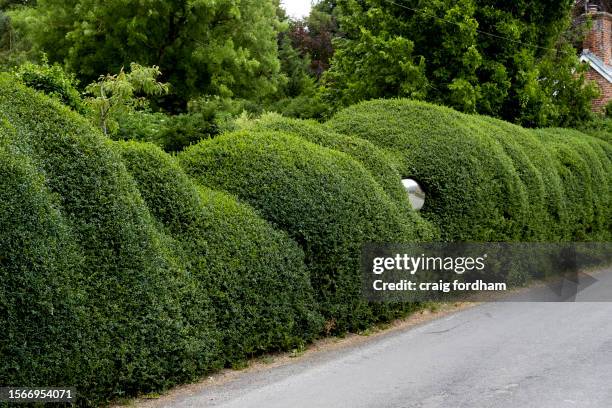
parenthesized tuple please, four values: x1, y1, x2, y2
(2, 71, 610, 405)
(179, 130, 423, 333)
(579, 120, 612, 144)
(242, 115, 400, 200)
(534, 128, 611, 241)
(328, 99, 530, 242)
(329, 98, 611, 242)
(242, 113, 437, 241)
(117, 141, 323, 365)
(0, 75, 219, 404)
(0, 126, 84, 392)
(583, 128, 612, 144)
(472, 116, 568, 241)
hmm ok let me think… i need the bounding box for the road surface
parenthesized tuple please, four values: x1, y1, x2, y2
(147, 268, 612, 408)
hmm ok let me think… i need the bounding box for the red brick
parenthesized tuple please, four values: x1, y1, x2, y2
(576, 10, 612, 111)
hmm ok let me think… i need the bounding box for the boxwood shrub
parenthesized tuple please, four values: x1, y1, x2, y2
(583, 128, 612, 144)
(0, 75, 219, 404)
(241, 113, 437, 241)
(0, 128, 85, 393)
(328, 99, 530, 242)
(535, 128, 611, 241)
(579, 119, 612, 144)
(179, 130, 423, 333)
(592, 136, 612, 162)
(473, 116, 568, 241)
(117, 141, 323, 365)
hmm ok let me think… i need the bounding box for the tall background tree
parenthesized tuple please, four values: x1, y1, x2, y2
(0, 0, 33, 69)
(321, 0, 598, 127)
(9, 0, 283, 111)
(1, 0, 601, 128)
(267, 4, 333, 119)
(287, 7, 336, 78)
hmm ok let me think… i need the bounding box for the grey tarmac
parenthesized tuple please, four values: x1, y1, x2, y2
(147, 268, 612, 408)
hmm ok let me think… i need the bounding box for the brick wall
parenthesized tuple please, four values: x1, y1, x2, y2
(585, 69, 612, 112)
(583, 12, 612, 64)
(577, 11, 612, 112)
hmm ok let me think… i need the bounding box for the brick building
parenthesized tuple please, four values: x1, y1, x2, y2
(576, 0, 612, 111)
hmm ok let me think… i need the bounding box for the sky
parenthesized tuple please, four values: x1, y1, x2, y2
(281, 0, 314, 19)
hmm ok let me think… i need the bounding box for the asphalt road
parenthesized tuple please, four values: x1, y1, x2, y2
(153, 268, 612, 408)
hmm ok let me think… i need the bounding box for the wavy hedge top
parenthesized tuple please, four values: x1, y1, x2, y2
(242, 112, 437, 241)
(328, 99, 530, 242)
(328, 98, 611, 242)
(0, 75, 219, 403)
(179, 130, 424, 332)
(2, 73, 610, 406)
(117, 141, 323, 364)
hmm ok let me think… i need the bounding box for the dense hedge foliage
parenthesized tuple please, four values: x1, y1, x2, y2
(472, 116, 567, 241)
(179, 130, 423, 333)
(328, 99, 531, 242)
(0, 76, 326, 404)
(117, 141, 323, 365)
(0, 75, 224, 403)
(534, 128, 611, 241)
(14, 60, 85, 113)
(328, 98, 611, 242)
(242, 112, 437, 241)
(1, 71, 610, 406)
(0, 126, 84, 392)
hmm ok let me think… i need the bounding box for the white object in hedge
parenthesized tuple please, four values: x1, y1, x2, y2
(402, 179, 425, 210)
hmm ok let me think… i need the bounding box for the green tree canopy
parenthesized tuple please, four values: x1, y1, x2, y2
(11, 0, 284, 110)
(322, 0, 598, 127)
(84, 63, 169, 136)
(0, 0, 34, 9)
